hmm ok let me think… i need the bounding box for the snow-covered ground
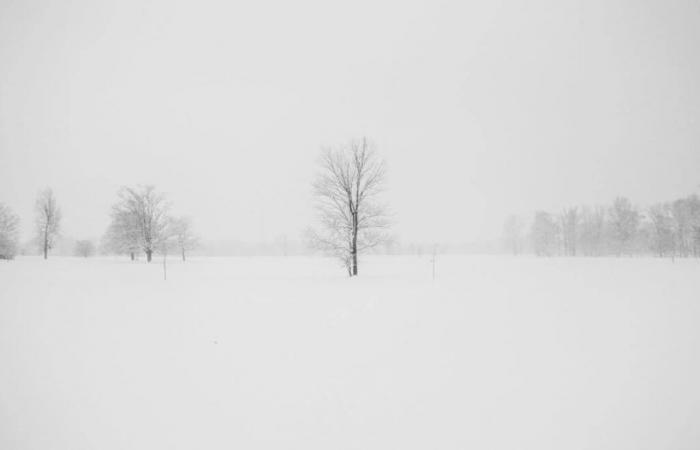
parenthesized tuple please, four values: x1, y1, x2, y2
(1, 255, 699, 450)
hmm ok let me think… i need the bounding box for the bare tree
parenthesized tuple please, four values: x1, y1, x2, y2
(559, 207, 579, 256)
(608, 197, 640, 256)
(308, 137, 390, 276)
(110, 186, 170, 262)
(0, 203, 20, 260)
(648, 204, 674, 258)
(531, 211, 558, 256)
(671, 199, 689, 257)
(171, 216, 198, 261)
(502, 214, 524, 255)
(579, 206, 606, 256)
(662, 194, 700, 258)
(102, 207, 141, 260)
(688, 194, 700, 257)
(34, 188, 62, 259)
(74, 240, 96, 258)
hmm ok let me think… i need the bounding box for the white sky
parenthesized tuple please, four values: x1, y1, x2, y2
(1, 0, 699, 243)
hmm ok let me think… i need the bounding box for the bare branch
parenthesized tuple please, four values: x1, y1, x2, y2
(308, 137, 391, 275)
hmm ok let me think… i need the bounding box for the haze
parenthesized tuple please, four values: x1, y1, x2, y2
(1, 0, 699, 244)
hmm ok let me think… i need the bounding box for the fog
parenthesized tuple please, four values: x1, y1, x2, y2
(3, 2, 700, 449)
(1, 0, 699, 244)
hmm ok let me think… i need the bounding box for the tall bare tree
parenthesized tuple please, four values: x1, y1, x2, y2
(559, 207, 579, 256)
(688, 194, 700, 257)
(579, 206, 606, 256)
(0, 203, 20, 260)
(35, 188, 62, 259)
(309, 138, 390, 276)
(608, 197, 639, 256)
(670, 198, 690, 257)
(648, 203, 674, 258)
(110, 186, 170, 262)
(171, 216, 198, 261)
(531, 211, 558, 256)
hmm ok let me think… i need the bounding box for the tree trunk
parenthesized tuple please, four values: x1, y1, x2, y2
(43, 231, 48, 260)
(130, 252, 135, 261)
(351, 211, 358, 276)
(182, 248, 186, 262)
(146, 249, 152, 262)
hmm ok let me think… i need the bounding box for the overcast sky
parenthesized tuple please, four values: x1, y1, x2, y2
(1, 0, 699, 244)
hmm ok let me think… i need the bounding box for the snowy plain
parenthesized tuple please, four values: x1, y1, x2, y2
(1, 255, 699, 450)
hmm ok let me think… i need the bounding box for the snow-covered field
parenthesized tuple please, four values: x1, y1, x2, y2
(1, 255, 699, 450)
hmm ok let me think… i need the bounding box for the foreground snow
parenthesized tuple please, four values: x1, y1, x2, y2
(1, 255, 699, 449)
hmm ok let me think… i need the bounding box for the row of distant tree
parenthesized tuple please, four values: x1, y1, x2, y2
(504, 194, 700, 258)
(1, 138, 388, 277)
(5, 183, 699, 270)
(0, 186, 198, 261)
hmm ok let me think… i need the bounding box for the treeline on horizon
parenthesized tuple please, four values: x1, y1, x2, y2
(504, 193, 700, 258)
(2, 140, 698, 264)
(5, 191, 700, 261)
